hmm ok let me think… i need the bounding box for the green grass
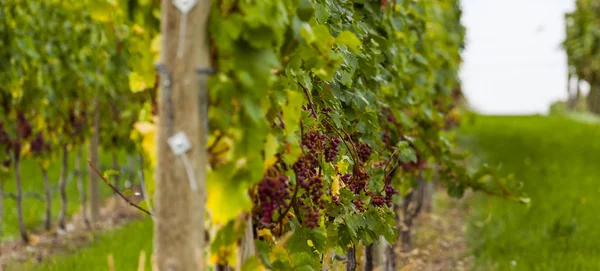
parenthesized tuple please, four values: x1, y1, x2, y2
(461, 115, 600, 270)
(1, 147, 128, 241)
(12, 219, 153, 271)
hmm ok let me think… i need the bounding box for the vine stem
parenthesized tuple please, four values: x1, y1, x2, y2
(382, 149, 398, 176)
(207, 132, 225, 153)
(296, 81, 360, 165)
(276, 170, 301, 235)
(88, 160, 152, 216)
(323, 119, 360, 165)
(297, 82, 317, 117)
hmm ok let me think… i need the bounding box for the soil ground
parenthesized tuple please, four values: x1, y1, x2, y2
(0, 197, 143, 270)
(396, 189, 473, 271)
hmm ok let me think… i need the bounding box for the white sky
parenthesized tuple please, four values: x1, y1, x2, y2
(460, 0, 576, 115)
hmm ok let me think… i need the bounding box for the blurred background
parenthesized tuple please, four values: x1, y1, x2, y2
(461, 0, 575, 114)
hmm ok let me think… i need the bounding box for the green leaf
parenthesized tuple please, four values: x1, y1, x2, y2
(102, 169, 120, 180)
(241, 256, 261, 271)
(336, 31, 362, 53)
(300, 23, 316, 44)
(281, 90, 304, 136)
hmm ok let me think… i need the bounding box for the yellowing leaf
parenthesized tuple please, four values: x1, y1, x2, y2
(307, 239, 314, 247)
(336, 30, 361, 53)
(20, 142, 31, 157)
(263, 133, 278, 171)
(88, 0, 113, 23)
(129, 72, 147, 93)
(336, 156, 350, 173)
(207, 168, 252, 224)
(134, 121, 157, 167)
(150, 34, 161, 60)
(258, 228, 275, 242)
(331, 174, 340, 197)
(210, 243, 237, 266)
(133, 24, 145, 35)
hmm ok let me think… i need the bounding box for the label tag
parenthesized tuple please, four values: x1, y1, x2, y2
(173, 0, 197, 14)
(167, 132, 192, 156)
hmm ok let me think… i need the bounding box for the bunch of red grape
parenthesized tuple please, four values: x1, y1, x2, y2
(357, 142, 371, 163)
(292, 153, 326, 229)
(370, 194, 386, 207)
(325, 136, 341, 162)
(30, 132, 51, 155)
(0, 121, 11, 169)
(353, 198, 365, 212)
(67, 109, 87, 141)
(0, 121, 10, 148)
(16, 112, 32, 139)
(402, 152, 426, 174)
(384, 182, 398, 207)
(257, 170, 290, 224)
(303, 206, 320, 228)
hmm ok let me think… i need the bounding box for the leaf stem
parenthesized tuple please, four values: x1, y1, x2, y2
(88, 160, 152, 216)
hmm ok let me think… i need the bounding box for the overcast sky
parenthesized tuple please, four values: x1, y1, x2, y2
(460, 0, 576, 115)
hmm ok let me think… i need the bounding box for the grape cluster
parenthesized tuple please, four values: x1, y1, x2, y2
(321, 107, 333, 114)
(384, 183, 398, 207)
(353, 199, 365, 212)
(0, 122, 10, 148)
(382, 130, 390, 145)
(67, 109, 87, 140)
(302, 130, 327, 153)
(257, 172, 290, 224)
(346, 170, 369, 194)
(16, 112, 32, 139)
(0, 122, 12, 169)
(293, 152, 326, 228)
(371, 195, 386, 207)
(30, 132, 51, 155)
(402, 153, 426, 174)
(325, 136, 341, 162)
(2, 158, 9, 168)
(303, 207, 320, 228)
(294, 154, 319, 186)
(357, 143, 371, 163)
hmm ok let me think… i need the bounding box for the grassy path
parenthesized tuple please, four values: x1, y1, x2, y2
(1, 148, 128, 241)
(461, 115, 600, 270)
(13, 219, 153, 271)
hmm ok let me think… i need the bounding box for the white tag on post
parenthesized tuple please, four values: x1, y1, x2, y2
(167, 132, 198, 191)
(167, 132, 192, 156)
(172, 0, 198, 58)
(173, 0, 197, 13)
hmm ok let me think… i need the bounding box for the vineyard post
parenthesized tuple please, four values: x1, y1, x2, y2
(76, 145, 90, 227)
(13, 144, 28, 243)
(154, 0, 210, 270)
(89, 98, 101, 223)
(41, 165, 51, 230)
(0, 180, 4, 238)
(58, 145, 68, 230)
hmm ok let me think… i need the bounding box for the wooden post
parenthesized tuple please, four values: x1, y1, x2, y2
(13, 146, 28, 243)
(58, 145, 68, 230)
(89, 100, 101, 223)
(235, 216, 255, 271)
(154, 0, 211, 270)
